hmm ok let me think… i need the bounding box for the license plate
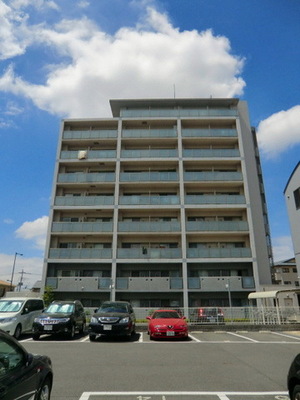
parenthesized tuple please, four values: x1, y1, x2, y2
(44, 325, 53, 331)
(103, 325, 112, 330)
(167, 331, 175, 336)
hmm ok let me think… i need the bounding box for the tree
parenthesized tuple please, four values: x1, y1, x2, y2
(43, 286, 54, 307)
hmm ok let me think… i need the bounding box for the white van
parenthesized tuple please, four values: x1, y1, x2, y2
(0, 297, 44, 339)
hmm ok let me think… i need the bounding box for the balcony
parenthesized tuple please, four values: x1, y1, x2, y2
(117, 248, 182, 259)
(121, 149, 178, 158)
(54, 196, 114, 207)
(63, 130, 117, 139)
(185, 194, 246, 205)
(120, 171, 178, 182)
(187, 247, 252, 258)
(122, 128, 177, 138)
(48, 248, 112, 259)
(182, 128, 237, 138)
(57, 172, 115, 183)
(183, 149, 240, 158)
(52, 221, 113, 233)
(45, 277, 112, 291)
(188, 276, 255, 290)
(116, 277, 183, 291)
(120, 108, 238, 118)
(186, 220, 249, 232)
(184, 171, 243, 182)
(60, 150, 117, 159)
(119, 195, 180, 206)
(118, 220, 180, 233)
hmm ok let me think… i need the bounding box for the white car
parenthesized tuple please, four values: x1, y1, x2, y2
(0, 297, 44, 339)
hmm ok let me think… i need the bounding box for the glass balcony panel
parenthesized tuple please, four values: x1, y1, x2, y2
(60, 150, 116, 159)
(188, 278, 201, 289)
(119, 195, 180, 205)
(99, 278, 112, 289)
(117, 248, 181, 259)
(185, 195, 245, 205)
(45, 277, 58, 289)
(63, 130, 117, 139)
(52, 222, 113, 233)
(186, 221, 248, 232)
(122, 128, 177, 138)
(116, 278, 129, 289)
(170, 277, 183, 289)
(186, 248, 252, 258)
(120, 109, 238, 118)
(121, 149, 178, 158)
(118, 221, 180, 232)
(49, 248, 112, 259)
(182, 128, 237, 137)
(120, 171, 178, 182)
(57, 173, 115, 183)
(242, 276, 255, 288)
(183, 149, 240, 158)
(184, 171, 243, 181)
(54, 196, 114, 206)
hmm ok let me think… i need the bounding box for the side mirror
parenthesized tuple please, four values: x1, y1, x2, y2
(146, 316, 151, 320)
(22, 307, 29, 315)
(182, 316, 187, 319)
(26, 353, 34, 367)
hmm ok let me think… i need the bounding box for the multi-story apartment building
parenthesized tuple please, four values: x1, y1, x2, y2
(42, 98, 272, 309)
(271, 257, 298, 286)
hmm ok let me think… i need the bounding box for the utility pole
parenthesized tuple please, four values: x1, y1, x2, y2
(17, 269, 31, 291)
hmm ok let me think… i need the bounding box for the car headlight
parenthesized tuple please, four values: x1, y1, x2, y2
(119, 317, 129, 323)
(59, 318, 70, 323)
(0, 317, 17, 323)
(154, 325, 164, 329)
(91, 316, 98, 323)
(34, 317, 41, 323)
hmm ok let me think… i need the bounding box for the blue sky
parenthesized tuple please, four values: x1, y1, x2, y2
(1, 0, 300, 288)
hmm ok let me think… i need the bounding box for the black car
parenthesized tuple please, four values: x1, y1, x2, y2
(32, 300, 86, 340)
(288, 353, 300, 400)
(195, 307, 225, 324)
(0, 329, 53, 399)
(88, 301, 136, 341)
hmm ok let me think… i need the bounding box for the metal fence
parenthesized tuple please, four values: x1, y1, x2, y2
(85, 306, 300, 325)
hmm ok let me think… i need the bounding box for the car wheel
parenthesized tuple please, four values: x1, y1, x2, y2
(89, 333, 96, 341)
(79, 321, 86, 334)
(32, 333, 40, 340)
(14, 324, 22, 340)
(292, 385, 300, 400)
(68, 325, 75, 339)
(36, 377, 51, 400)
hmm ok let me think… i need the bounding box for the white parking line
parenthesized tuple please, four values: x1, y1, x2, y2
(188, 333, 202, 342)
(272, 331, 300, 340)
(79, 391, 289, 399)
(227, 332, 259, 342)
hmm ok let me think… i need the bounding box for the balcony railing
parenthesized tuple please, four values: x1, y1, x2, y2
(118, 220, 181, 232)
(63, 130, 117, 139)
(183, 149, 240, 158)
(120, 171, 178, 182)
(120, 108, 238, 118)
(54, 196, 114, 206)
(186, 220, 249, 232)
(122, 128, 177, 138)
(57, 172, 115, 183)
(182, 128, 237, 138)
(187, 247, 252, 258)
(121, 149, 178, 158)
(185, 194, 246, 205)
(188, 276, 255, 290)
(119, 195, 180, 206)
(60, 150, 117, 159)
(52, 222, 113, 233)
(116, 277, 183, 291)
(117, 248, 182, 259)
(184, 171, 243, 182)
(48, 248, 112, 259)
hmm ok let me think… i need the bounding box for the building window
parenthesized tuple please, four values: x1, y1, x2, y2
(294, 187, 300, 209)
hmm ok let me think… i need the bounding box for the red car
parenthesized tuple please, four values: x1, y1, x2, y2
(147, 309, 189, 340)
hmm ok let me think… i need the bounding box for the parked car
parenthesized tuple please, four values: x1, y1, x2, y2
(147, 309, 189, 340)
(32, 300, 86, 340)
(88, 301, 136, 341)
(195, 307, 224, 324)
(0, 297, 44, 339)
(0, 329, 53, 399)
(288, 353, 300, 399)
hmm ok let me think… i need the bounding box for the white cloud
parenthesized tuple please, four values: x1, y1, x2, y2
(0, 253, 43, 289)
(15, 216, 49, 250)
(0, 4, 245, 118)
(272, 236, 294, 262)
(257, 105, 300, 159)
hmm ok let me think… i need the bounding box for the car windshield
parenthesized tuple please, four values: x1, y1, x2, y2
(152, 311, 180, 319)
(0, 300, 23, 313)
(98, 303, 128, 313)
(45, 303, 74, 313)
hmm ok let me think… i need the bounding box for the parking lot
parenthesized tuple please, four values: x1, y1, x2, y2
(19, 330, 300, 400)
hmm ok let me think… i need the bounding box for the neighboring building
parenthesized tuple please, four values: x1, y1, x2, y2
(271, 257, 298, 286)
(42, 98, 272, 309)
(284, 162, 300, 277)
(0, 280, 16, 297)
(31, 280, 42, 293)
